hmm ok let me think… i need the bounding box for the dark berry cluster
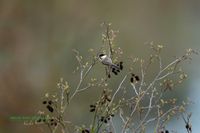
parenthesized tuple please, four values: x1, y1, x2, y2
(185, 123, 192, 132)
(50, 118, 57, 126)
(36, 115, 57, 127)
(43, 100, 54, 113)
(36, 115, 46, 123)
(111, 68, 120, 75)
(89, 90, 112, 112)
(100, 114, 114, 123)
(89, 104, 96, 112)
(108, 61, 123, 78)
(113, 62, 123, 75)
(130, 73, 140, 83)
(100, 90, 111, 105)
(160, 130, 169, 133)
(82, 129, 90, 133)
(119, 61, 123, 70)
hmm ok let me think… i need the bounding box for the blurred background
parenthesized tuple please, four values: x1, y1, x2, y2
(0, 0, 199, 133)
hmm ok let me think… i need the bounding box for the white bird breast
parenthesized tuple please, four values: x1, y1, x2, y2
(100, 55, 107, 59)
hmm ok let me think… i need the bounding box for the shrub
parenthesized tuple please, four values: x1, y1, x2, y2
(25, 23, 198, 133)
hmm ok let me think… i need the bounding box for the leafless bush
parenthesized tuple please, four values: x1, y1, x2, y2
(25, 23, 198, 133)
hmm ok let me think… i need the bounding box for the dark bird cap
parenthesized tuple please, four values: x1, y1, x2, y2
(99, 53, 106, 57)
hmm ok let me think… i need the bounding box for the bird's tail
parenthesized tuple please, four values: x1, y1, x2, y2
(111, 64, 120, 70)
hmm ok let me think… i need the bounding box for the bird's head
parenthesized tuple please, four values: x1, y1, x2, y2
(99, 53, 107, 60)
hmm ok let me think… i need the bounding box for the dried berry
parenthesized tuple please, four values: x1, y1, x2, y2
(43, 118, 46, 122)
(43, 101, 47, 104)
(82, 129, 90, 133)
(37, 119, 41, 123)
(46, 105, 54, 113)
(108, 74, 111, 78)
(165, 130, 169, 133)
(185, 124, 189, 129)
(100, 116, 104, 122)
(189, 127, 192, 131)
(89, 104, 96, 112)
(106, 98, 111, 102)
(185, 124, 192, 131)
(113, 71, 118, 75)
(48, 100, 52, 105)
(90, 105, 95, 108)
(135, 75, 140, 81)
(90, 108, 95, 112)
(120, 65, 123, 69)
(119, 62, 123, 70)
(130, 77, 134, 83)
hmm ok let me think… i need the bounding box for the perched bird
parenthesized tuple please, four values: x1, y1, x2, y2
(98, 54, 120, 70)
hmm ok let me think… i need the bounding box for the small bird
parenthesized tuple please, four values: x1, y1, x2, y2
(98, 54, 120, 70)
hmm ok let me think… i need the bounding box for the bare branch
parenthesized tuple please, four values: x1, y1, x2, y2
(131, 83, 138, 96)
(110, 75, 127, 105)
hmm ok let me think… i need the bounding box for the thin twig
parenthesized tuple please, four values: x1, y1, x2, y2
(131, 83, 138, 96)
(106, 23, 113, 58)
(110, 75, 127, 105)
(121, 55, 187, 133)
(110, 118, 117, 133)
(119, 108, 126, 124)
(135, 88, 155, 131)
